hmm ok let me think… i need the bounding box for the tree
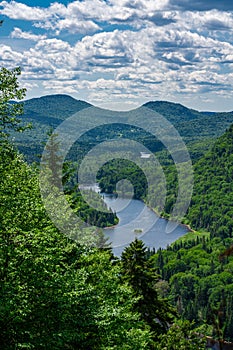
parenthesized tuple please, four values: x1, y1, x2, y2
(0, 66, 29, 135)
(156, 320, 206, 350)
(41, 132, 64, 188)
(0, 141, 152, 349)
(121, 239, 176, 335)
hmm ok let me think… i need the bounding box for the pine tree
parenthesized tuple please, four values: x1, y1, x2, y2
(121, 239, 176, 335)
(41, 132, 63, 188)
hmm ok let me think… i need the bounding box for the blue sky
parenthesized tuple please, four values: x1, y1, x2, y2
(1, 0, 233, 111)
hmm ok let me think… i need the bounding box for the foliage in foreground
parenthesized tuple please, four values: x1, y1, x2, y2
(0, 67, 29, 135)
(0, 140, 152, 349)
(0, 139, 209, 349)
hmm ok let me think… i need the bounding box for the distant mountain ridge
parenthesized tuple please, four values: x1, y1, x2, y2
(143, 100, 202, 122)
(23, 94, 92, 124)
(10, 95, 92, 161)
(10, 94, 233, 162)
(144, 100, 233, 137)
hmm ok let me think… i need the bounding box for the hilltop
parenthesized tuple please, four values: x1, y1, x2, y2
(11, 94, 92, 161)
(144, 100, 233, 140)
(23, 94, 92, 123)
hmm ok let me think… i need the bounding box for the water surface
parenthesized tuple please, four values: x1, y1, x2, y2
(102, 192, 189, 256)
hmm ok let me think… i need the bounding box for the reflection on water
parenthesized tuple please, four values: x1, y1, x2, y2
(80, 184, 189, 257)
(103, 192, 189, 257)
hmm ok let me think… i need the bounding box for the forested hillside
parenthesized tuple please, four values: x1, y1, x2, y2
(144, 101, 233, 160)
(150, 234, 233, 341)
(144, 101, 233, 141)
(147, 124, 233, 344)
(187, 124, 233, 238)
(24, 94, 91, 121)
(150, 231, 233, 343)
(11, 95, 91, 162)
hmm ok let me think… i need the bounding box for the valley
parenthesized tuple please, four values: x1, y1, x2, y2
(2, 93, 233, 348)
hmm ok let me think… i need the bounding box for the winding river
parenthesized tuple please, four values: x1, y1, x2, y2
(89, 184, 189, 256)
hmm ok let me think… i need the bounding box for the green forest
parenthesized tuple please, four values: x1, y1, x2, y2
(1, 67, 233, 349)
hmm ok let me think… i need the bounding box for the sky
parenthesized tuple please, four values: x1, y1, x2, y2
(1, 0, 233, 111)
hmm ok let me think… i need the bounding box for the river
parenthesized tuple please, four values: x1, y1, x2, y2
(85, 184, 189, 256)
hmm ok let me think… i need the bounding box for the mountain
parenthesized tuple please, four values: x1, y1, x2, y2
(143, 101, 201, 122)
(144, 100, 233, 140)
(11, 94, 92, 162)
(23, 94, 92, 123)
(10, 94, 233, 162)
(143, 101, 233, 160)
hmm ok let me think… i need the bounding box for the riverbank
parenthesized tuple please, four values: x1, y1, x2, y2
(147, 203, 195, 233)
(86, 184, 192, 253)
(102, 194, 189, 256)
(101, 188, 195, 234)
(110, 189, 195, 234)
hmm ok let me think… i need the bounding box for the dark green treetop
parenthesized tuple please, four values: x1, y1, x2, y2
(121, 239, 176, 336)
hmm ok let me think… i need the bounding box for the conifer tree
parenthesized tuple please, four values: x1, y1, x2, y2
(121, 239, 176, 335)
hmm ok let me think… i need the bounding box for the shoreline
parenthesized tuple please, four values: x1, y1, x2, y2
(143, 200, 195, 233)
(102, 191, 194, 234)
(103, 224, 118, 230)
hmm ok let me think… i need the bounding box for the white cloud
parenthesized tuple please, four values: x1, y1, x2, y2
(8, 24, 233, 101)
(34, 38, 71, 52)
(22, 38, 75, 78)
(11, 27, 47, 41)
(0, 44, 24, 64)
(173, 10, 233, 32)
(0, 0, 175, 36)
(0, 1, 101, 35)
(22, 81, 39, 90)
(54, 18, 100, 35)
(1, 1, 233, 110)
(0, 1, 50, 20)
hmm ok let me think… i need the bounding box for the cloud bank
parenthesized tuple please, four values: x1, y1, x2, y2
(0, 0, 233, 111)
